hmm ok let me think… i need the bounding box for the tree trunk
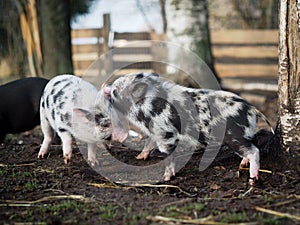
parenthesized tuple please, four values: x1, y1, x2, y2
(39, 0, 73, 78)
(164, 0, 216, 76)
(278, 0, 300, 153)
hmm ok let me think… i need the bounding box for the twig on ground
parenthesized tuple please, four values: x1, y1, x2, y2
(0, 163, 35, 167)
(88, 182, 193, 196)
(161, 198, 194, 208)
(0, 195, 95, 206)
(255, 206, 300, 221)
(239, 167, 272, 174)
(131, 183, 192, 196)
(239, 186, 254, 198)
(265, 197, 298, 208)
(88, 182, 130, 190)
(146, 215, 256, 225)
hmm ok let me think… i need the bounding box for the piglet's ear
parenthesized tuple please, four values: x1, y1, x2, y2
(132, 83, 148, 100)
(73, 108, 94, 123)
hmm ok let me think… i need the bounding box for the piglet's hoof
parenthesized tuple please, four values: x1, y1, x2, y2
(64, 156, 71, 164)
(249, 176, 258, 186)
(37, 149, 47, 159)
(88, 159, 99, 167)
(136, 151, 149, 160)
(163, 167, 175, 181)
(37, 153, 44, 159)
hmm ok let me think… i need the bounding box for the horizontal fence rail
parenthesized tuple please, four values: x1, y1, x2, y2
(71, 15, 278, 92)
(210, 29, 278, 78)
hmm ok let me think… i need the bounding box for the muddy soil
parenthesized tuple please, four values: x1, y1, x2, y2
(0, 93, 299, 225)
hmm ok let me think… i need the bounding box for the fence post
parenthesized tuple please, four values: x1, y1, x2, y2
(150, 30, 167, 74)
(101, 13, 112, 74)
(101, 13, 110, 54)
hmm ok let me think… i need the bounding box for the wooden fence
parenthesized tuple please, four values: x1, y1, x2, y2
(71, 14, 278, 91)
(210, 29, 278, 91)
(71, 14, 165, 78)
(71, 14, 111, 76)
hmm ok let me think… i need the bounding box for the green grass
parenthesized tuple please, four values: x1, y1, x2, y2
(98, 203, 118, 220)
(160, 203, 206, 218)
(24, 181, 38, 190)
(221, 211, 249, 223)
(121, 203, 149, 225)
(255, 213, 287, 225)
(17, 171, 32, 179)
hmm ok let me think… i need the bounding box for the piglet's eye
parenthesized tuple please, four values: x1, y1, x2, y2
(112, 89, 118, 98)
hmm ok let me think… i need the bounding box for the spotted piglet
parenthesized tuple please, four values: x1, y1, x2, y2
(38, 75, 111, 165)
(102, 72, 274, 185)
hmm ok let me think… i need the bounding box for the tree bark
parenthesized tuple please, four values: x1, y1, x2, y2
(166, 0, 214, 72)
(278, 0, 300, 152)
(39, 0, 73, 78)
(164, 0, 216, 76)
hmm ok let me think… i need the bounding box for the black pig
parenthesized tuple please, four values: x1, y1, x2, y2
(0, 77, 49, 143)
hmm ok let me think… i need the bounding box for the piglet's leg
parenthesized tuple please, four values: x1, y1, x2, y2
(163, 155, 175, 181)
(242, 145, 260, 186)
(87, 143, 106, 167)
(38, 118, 54, 158)
(239, 157, 249, 168)
(136, 138, 157, 160)
(57, 131, 73, 164)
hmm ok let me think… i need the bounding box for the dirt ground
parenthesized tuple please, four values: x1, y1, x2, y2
(0, 93, 299, 225)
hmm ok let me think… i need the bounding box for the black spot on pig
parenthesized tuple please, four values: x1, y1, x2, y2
(197, 90, 208, 95)
(61, 81, 72, 90)
(137, 110, 151, 129)
(58, 128, 67, 132)
(53, 78, 69, 87)
(50, 88, 56, 95)
(186, 91, 197, 99)
(53, 80, 62, 87)
(95, 113, 105, 121)
(135, 73, 144, 79)
(112, 89, 118, 98)
(236, 104, 252, 128)
(226, 116, 248, 138)
(46, 96, 50, 108)
(58, 102, 65, 109)
(61, 112, 71, 123)
(232, 96, 248, 104)
(151, 97, 167, 116)
(53, 90, 64, 104)
(164, 131, 174, 139)
(228, 101, 235, 106)
(51, 110, 55, 121)
(203, 120, 209, 127)
(198, 130, 207, 144)
(71, 91, 79, 103)
(169, 105, 181, 133)
(41, 100, 45, 108)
